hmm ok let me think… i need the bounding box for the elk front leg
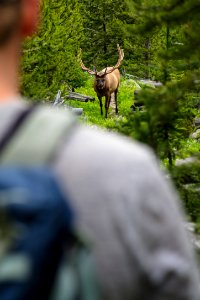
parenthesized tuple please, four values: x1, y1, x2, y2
(115, 89, 118, 115)
(98, 96, 103, 116)
(105, 95, 111, 118)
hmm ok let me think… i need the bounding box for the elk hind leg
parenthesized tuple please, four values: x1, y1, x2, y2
(115, 89, 118, 115)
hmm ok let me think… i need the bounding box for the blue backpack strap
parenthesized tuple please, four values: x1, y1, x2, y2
(0, 105, 77, 165)
(0, 105, 36, 154)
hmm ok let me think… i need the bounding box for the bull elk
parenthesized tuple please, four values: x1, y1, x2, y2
(79, 45, 124, 118)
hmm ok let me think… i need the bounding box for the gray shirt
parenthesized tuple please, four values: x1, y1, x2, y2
(0, 100, 199, 300)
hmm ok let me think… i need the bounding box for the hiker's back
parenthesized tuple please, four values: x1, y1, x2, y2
(0, 103, 199, 300)
(0, 105, 99, 300)
(54, 113, 200, 300)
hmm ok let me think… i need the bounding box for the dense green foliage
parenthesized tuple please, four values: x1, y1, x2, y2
(21, 0, 164, 99)
(119, 0, 200, 220)
(171, 157, 200, 221)
(118, 0, 200, 165)
(21, 0, 200, 220)
(80, 0, 128, 69)
(21, 0, 86, 100)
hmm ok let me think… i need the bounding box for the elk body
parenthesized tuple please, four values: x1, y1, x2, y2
(80, 45, 124, 118)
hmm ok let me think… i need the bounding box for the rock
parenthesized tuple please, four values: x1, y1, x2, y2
(190, 129, 200, 140)
(194, 118, 200, 127)
(139, 79, 162, 87)
(175, 156, 197, 166)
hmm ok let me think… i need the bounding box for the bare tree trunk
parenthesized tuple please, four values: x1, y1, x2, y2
(144, 37, 151, 79)
(103, 14, 107, 55)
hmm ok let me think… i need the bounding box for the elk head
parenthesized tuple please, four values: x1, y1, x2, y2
(79, 44, 124, 77)
(94, 69, 109, 91)
(79, 45, 124, 118)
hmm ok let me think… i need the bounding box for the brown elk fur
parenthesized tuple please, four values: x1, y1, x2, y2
(94, 68, 120, 118)
(79, 45, 124, 118)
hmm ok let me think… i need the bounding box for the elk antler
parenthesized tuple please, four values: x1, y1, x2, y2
(104, 44, 124, 75)
(78, 49, 97, 75)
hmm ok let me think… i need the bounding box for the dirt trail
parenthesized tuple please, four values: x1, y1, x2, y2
(110, 93, 116, 114)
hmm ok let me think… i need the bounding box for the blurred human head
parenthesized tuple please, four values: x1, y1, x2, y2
(0, 0, 39, 46)
(0, 0, 39, 100)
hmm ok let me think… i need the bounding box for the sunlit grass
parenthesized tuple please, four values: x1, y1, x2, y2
(178, 139, 200, 158)
(64, 77, 200, 161)
(65, 76, 135, 128)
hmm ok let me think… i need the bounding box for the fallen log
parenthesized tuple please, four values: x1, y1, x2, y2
(65, 92, 95, 102)
(52, 90, 84, 116)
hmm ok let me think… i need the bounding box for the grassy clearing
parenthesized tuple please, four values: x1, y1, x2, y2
(64, 77, 136, 129)
(64, 76, 200, 158)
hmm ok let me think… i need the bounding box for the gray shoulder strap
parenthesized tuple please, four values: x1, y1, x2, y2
(0, 106, 76, 165)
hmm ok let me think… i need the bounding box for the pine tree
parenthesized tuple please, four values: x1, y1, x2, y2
(120, 0, 200, 167)
(118, 0, 200, 222)
(21, 0, 85, 101)
(80, 0, 129, 70)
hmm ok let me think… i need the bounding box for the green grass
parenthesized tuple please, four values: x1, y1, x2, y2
(64, 77, 200, 160)
(64, 77, 135, 129)
(177, 139, 200, 159)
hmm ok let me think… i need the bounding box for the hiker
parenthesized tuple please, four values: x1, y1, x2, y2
(0, 0, 200, 299)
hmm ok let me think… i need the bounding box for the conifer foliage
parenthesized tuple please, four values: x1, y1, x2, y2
(80, 0, 129, 70)
(21, 0, 85, 100)
(121, 0, 200, 167)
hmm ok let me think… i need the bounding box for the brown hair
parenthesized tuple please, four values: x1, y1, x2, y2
(0, 0, 21, 45)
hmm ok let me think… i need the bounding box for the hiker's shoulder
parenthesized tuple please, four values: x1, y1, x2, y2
(0, 100, 76, 130)
(58, 124, 158, 174)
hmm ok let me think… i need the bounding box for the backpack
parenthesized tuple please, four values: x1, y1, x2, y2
(0, 105, 99, 300)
